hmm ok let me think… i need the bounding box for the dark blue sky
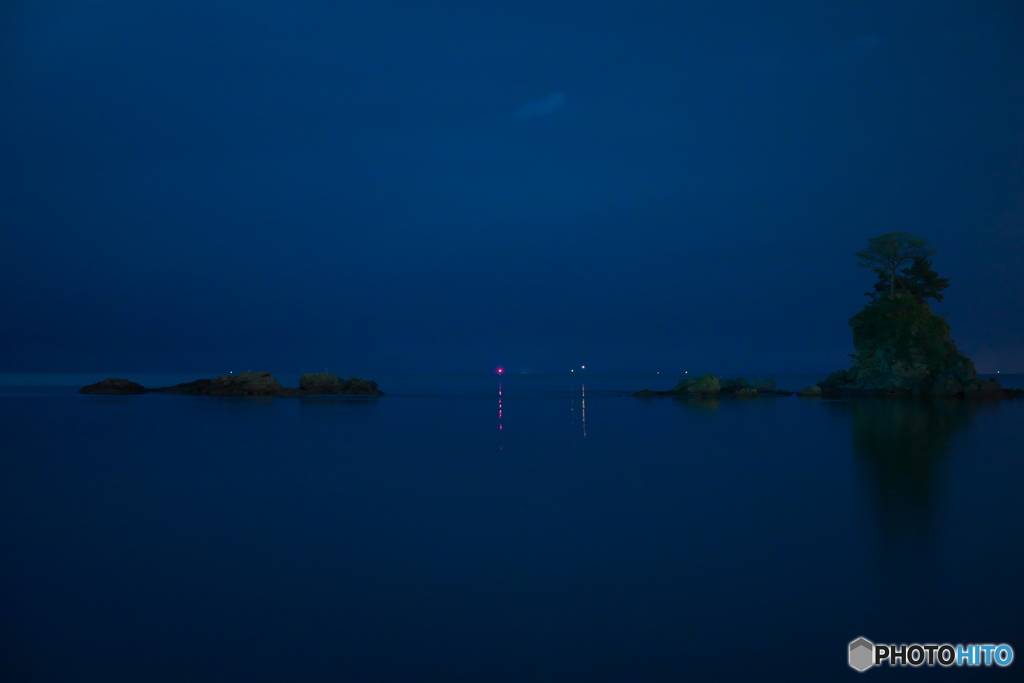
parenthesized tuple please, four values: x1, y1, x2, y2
(2, 1, 1022, 374)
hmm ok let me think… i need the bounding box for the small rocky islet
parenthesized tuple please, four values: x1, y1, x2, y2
(633, 375, 792, 398)
(79, 371, 384, 397)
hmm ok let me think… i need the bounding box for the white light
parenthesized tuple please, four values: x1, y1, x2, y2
(581, 365, 585, 369)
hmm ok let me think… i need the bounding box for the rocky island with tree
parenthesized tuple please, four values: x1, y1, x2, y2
(635, 233, 1021, 400)
(816, 232, 1010, 398)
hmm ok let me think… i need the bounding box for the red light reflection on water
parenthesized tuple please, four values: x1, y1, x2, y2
(498, 382, 503, 431)
(581, 383, 586, 438)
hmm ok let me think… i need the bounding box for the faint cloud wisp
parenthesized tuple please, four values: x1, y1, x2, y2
(516, 92, 567, 119)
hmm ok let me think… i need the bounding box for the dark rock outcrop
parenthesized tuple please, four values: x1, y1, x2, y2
(157, 371, 283, 396)
(634, 374, 791, 398)
(797, 385, 823, 398)
(296, 373, 383, 396)
(931, 374, 963, 398)
(969, 379, 1003, 398)
(79, 378, 147, 395)
(844, 293, 964, 394)
(343, 377, 383, 395)
(670, 374, 721, 395)
(818, 292, 1014, 399)
(299, 372, 344, 393)
(210, 371, 283, 396)
(720, 378, 750, 391)
(156, 378, 214, 395)
(818, 370, 849, 392)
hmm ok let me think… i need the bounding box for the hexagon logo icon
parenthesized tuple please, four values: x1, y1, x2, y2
(849, 637, 874, 672)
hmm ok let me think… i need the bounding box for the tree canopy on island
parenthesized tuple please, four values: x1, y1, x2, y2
(866, 255, 951, 303)
(856, 232, 948, 302)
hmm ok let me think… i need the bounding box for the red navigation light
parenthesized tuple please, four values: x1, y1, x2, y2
(496, 367, 504, 375)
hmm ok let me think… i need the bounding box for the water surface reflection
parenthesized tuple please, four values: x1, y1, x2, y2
(672, 396, 720, 411)
(569, 382, 587, 437)
(830, 399, 977, 549)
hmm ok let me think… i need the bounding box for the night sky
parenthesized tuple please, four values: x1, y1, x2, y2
(2, 0, 1022, 374)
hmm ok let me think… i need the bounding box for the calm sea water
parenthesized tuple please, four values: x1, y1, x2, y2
(1, 373, 1022, 682)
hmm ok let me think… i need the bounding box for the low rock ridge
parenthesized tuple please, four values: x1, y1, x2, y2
(814, 366, 1021, 400)
(633, 375, 793, 398)
(634, 372, 1023, 400)
(79, 371, 384, 397)
(78, 378, 148, 395)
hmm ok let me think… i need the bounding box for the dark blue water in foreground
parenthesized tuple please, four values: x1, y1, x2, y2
(2, 373, 1022, 682)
